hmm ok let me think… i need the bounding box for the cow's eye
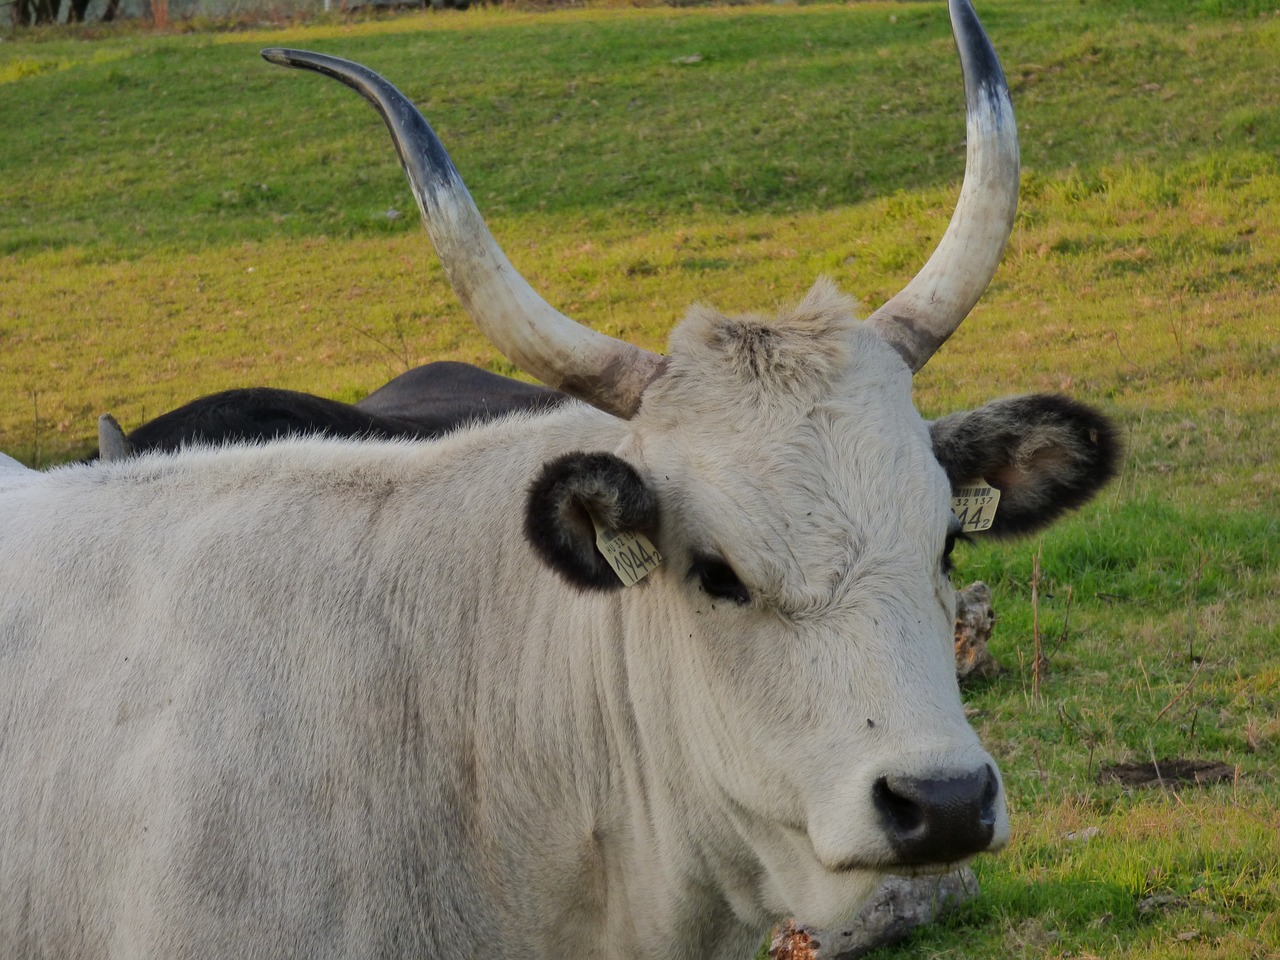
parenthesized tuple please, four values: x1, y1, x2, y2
(690, 556, 751, 605)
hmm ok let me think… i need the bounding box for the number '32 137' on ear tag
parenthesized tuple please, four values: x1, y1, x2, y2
(951, 481, 1001, 534)
(590, 514, 662, 587)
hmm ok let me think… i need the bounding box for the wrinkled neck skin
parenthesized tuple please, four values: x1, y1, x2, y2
(450, 518, 818, 960)
(482, 574, 766, 960)
(419, 407, 773, 960)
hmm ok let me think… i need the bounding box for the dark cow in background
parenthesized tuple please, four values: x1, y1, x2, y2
(94, 361, 565, 459)
(356, 361, 564, 422)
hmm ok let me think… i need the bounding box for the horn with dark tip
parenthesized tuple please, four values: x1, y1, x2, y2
(261, 48, 667, 421)
(97, 413, 132, 462)
(866, 0, 1020, 372)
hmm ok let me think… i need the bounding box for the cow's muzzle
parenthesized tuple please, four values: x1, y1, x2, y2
(872, 763, 1001, 866)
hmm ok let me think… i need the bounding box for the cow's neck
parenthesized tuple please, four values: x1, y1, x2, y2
(458, 587, 763, 959)
(413, 410, 766, 957)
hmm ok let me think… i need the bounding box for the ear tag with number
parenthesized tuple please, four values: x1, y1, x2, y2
(951, 481, 1001, 533)
(590, 514, 663, 587)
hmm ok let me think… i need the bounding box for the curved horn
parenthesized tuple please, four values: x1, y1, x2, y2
(866, 0, 1019, 372)
(261, 49, 666, 420)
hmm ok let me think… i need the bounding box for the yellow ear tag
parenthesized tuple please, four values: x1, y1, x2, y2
(590, 515, 663, 587)
(951, 481, 1001, 533)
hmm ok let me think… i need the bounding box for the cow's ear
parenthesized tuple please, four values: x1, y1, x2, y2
(525, 452, 659, 591)
(97, 413, 133, 462)
(929, 394, 1121, 538)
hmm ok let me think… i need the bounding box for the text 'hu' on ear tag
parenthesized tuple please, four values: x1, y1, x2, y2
(590, 515, 662, 587)
(951, 481, 1001, 533)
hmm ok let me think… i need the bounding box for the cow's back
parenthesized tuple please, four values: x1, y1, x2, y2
(0, 433, 574, 958)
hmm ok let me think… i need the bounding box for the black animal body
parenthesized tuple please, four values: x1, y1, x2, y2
(97, 362, 566, 458)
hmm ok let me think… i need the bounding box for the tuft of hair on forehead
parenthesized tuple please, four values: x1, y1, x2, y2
(661, 278, 861, 410)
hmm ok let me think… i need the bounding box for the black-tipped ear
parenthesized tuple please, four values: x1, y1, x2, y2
(524, 452, 660, 591)
(930, 394, 1121, 538)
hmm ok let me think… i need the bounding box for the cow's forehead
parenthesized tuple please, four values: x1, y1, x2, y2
(632, 295, 952, 602)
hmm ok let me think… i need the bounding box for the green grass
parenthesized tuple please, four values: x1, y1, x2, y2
(3, 2, 1279, 958)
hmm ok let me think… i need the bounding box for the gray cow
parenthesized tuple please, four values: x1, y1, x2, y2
(0, 4, 1117, 959)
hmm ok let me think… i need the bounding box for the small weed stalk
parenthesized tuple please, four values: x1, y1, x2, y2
(1184, 544, 1208, 663)
(1168, 297, 1188, 370)
(1031, 543, 1044, 703)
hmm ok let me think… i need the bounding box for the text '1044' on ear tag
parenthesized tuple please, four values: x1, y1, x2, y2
(590, 515, 662, 587)
(951, 481, 1001, 533)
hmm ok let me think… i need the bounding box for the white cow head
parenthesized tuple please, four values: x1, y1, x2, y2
(519, 281, 1115, 925)
(264, 0, 1118, 931)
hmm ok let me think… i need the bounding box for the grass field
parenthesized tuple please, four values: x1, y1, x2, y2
(2, 1, 1278, 957)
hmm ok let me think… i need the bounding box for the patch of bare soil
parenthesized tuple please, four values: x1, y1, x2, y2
(1097, 758, 1237, 789)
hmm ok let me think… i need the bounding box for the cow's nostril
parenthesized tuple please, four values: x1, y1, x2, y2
(979, 766, 999, 827)
(873, 764, 999, 866)
(872, 776, 925, 836)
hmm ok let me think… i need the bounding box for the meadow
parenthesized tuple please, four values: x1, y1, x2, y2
(1, 0, 1278, 956)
